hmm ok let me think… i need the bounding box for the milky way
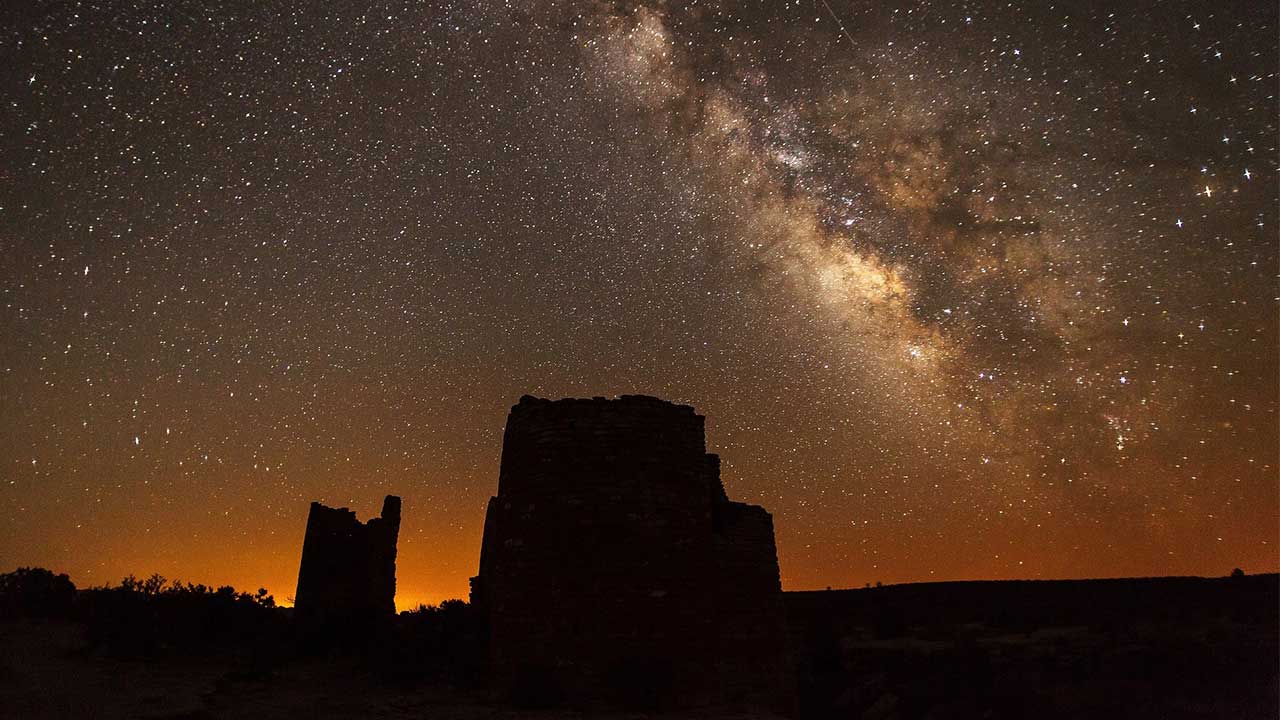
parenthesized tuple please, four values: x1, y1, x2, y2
(2, 1, 1276, 607)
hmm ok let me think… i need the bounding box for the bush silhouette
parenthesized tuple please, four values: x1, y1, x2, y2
(377, 600, 485, 685)
(0, 567, 77, 619)
(82, 574, 283, 657)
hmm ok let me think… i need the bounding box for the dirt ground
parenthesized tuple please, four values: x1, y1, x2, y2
(0, 619, 782, 720)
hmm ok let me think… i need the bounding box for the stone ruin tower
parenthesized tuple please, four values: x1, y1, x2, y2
(472, 395, 794, 711)
(295, 495, 401, 619)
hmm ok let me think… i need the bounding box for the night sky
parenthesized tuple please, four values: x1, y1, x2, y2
(3, 1, 1276, 609)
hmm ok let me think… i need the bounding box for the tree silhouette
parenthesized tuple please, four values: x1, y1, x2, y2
(0, 567, 76, 618)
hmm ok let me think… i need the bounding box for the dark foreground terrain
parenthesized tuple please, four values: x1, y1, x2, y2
(788, 574, 1279, 719)
(0, 571, 1275, 719)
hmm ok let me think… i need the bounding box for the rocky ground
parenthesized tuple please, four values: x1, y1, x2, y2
(3, 574, 1275, 719)
(0, 619, 783, 720)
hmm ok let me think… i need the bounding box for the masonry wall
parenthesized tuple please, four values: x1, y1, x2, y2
(473, 395, 794, 712)
(295, 494, 401, 619)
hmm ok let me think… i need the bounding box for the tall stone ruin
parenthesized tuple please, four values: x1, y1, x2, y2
(472, 395, 794, 712)
(295, 495, 401, 619)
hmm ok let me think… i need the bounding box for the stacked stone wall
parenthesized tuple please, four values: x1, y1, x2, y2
(474, 395, 794, 712)
(295, 495, 401, 620)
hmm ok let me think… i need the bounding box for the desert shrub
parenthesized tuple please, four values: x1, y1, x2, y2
(374, 599, 486, 685)
(81, 574, 285, 657)
(0, 567, 77, 619)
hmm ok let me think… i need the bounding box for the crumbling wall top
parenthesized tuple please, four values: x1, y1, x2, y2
(498, 395, 712, 498)
(294, 494, 401, 620)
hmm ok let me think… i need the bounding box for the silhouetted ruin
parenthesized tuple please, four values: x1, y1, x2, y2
(295, 495, 401, 620)
(471, 395, 795, 711)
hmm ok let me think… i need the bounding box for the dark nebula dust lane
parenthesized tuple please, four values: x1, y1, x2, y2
(1, 0, 1275, 607)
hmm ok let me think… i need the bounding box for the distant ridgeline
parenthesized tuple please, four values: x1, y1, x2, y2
(470, 395, 795, 712)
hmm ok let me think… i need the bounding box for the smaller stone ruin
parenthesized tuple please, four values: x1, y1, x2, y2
(294, 495, 401, 620)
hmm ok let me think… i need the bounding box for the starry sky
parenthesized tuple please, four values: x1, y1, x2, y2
(2, 0, 1276, 609)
